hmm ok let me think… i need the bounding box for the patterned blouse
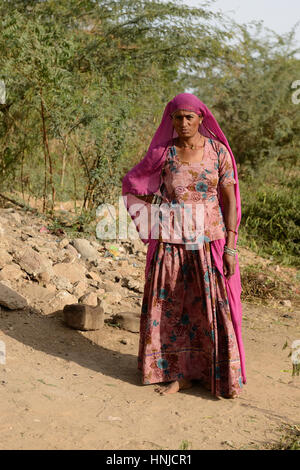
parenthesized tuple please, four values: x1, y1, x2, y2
(156, 136, 236, 246)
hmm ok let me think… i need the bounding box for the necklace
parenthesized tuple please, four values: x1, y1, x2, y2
(178, 135, 205, 150)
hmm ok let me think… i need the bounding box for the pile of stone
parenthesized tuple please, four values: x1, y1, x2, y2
(0, 207, 148, 333)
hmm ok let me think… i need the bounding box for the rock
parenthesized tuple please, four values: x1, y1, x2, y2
(72, 279, 88, 298)
(32, 244, 50, 255)
(63, 302, 104, 331)
(0, 237, 8, 250)
(48, 291, 78, 314)
(45, 284, 56, 294)
(36, 271, 51, 285)
(0, 263, 24, 281)
(59, 238, 70, 249)
(111, 312, 140, 333)
(87, 281, 99, 290)
(14, 283, 76, 315)
(15, 246, 53, 277)
(99, 289, 123, 315)
(64, 244, 79, 262)
(0, 249, 13, 268)
(101, 279, 117, 292)
(86, 271, 102, 283)
(20, 233, 29, 242)
(14, 283, 56, 314)
(89, 260, 100, 269)
(79, 292, 98, 307)
(117, 259, 129, 268)
(100, 298, 115, 314)
(121, 276, 144, 293)
(96, 287, 105, 297)
(0, 282, 28, 310)
(118, 299, 140, 311)
(8, 211, 22, 225)
(222, 441, 234, 448)
(102, 290, 122, 304)
(52, 262, 86, 284)
(279, 299, 292, 307)
(52, 275, 73, 292)
(90, 241, 101, 249)
(72, 239, 99, 261)
(55, 244, 79, 264)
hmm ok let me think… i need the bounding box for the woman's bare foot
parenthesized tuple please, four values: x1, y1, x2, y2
(223, 391, 238, 399)
(154, 379, 193, 395)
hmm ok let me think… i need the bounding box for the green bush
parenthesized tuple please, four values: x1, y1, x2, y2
(239, 167, 300, 267)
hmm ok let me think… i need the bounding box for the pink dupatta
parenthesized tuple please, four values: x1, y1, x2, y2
(122, 93, 246, 384)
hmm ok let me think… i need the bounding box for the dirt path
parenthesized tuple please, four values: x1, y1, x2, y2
(0, 300, 299, 450)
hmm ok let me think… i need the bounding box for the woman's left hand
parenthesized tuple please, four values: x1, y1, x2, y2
(223, 253, 237, 280)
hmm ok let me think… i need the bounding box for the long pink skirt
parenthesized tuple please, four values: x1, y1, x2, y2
(138, 241, 243, 398)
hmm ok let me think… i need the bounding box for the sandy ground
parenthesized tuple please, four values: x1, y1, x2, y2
(0, 299, 299, 450)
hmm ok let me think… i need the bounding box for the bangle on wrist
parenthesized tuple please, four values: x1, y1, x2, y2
(224, 245, 237, 256)
(226, 227, 238, 235)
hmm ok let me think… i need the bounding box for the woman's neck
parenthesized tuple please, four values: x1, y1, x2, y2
(176, 133, 203, 149)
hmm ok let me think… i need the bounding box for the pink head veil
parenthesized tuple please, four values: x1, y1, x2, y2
(122, 93, 246, 384)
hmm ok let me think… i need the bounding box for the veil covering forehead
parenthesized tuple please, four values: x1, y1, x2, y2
(122, 93, 246, 384)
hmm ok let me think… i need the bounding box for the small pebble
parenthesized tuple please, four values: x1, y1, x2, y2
(279, 300, 292, 307)
(222, 440, 234, 447)
(108, 416, 122, 421)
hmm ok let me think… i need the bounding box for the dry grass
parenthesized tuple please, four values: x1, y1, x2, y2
(269, 424, 300, 450)
(241, 263, 300, 306)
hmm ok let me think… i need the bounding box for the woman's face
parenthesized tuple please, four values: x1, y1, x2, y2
(172, 109, 203, 138)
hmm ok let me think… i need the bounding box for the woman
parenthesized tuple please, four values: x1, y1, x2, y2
(122, 93, 246, 399)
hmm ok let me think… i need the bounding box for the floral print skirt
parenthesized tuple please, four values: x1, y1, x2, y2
(138, 242, 243, 398)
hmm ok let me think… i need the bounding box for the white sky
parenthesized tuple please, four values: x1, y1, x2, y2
(185, 0, 300, 46)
